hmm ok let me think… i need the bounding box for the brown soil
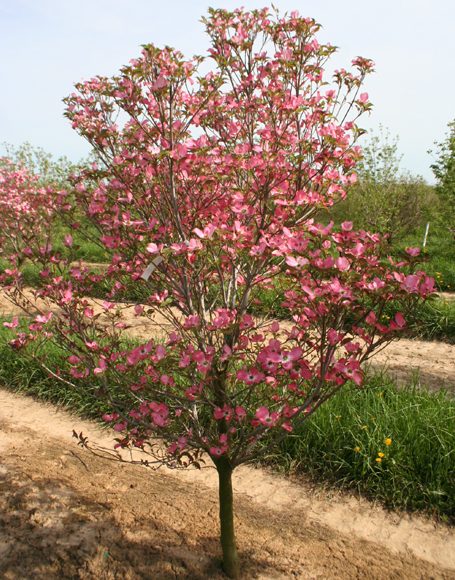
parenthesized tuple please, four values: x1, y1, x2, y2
(438, 293, 455, 302)
(1, 388, 454, 579)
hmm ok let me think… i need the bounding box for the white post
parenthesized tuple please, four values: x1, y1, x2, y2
(422, 222, 430, 248)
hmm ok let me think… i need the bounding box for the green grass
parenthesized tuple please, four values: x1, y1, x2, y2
(412, 298, 455, 343)
(398, 227, 455, 292)
(0, 323, 139, 420)
(0, 321, 453, 521)
(264, 373, 455, 521)
(372, 295, 455, 344)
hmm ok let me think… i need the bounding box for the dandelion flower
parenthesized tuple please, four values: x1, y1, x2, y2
(385, 438, 392, 446)
(378, 452, 385, 458)
(354, 446, 361, 453)
(375, 457, 382, 463)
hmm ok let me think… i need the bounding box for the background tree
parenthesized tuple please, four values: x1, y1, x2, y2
(1, 8, 434, 578)
(0, 158, 56, 266)
(330, 128, 438, 244)
(1, 141, 84, 189)
(430, 119, 455, 236)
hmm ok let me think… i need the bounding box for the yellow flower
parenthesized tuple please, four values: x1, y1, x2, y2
(375, 457, 382, 463)
(354, 446, 361, 453)
(385, 438, 392, 446)
(378, 452, 385, 458)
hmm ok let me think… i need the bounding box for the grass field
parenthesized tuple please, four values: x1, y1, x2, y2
(263, 373, 454, 521)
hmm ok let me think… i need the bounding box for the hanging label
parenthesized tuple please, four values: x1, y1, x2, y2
(141, 256, 163, 281)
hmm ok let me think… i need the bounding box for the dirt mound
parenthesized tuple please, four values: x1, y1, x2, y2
(0, 388, 454, 579)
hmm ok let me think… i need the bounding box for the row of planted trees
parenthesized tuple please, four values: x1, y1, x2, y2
(0, 8, 437, 577)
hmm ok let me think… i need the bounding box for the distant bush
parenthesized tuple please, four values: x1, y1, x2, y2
(328, 128, 440, 245)
(430, 119, 455, 236)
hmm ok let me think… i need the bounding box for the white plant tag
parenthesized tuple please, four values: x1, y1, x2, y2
(141, 255, 163, 281)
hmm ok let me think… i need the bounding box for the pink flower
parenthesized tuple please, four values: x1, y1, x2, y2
(154, 344, 167, 361)
(419, 276, 435, 296)
(405, 247, 420, 257)
(239, 314, 254, 330)
(365, 311, 377, 325)
(270, 321, 280, 333)
(148, 402, 169, 427)
(134, 304, 144, 316)
(61, 288, 73, 304)
(335, 257, 350, 271)
(179, 354, 191, 368)
(183, 315, 201, 329)
(151, 75, 167, 90)
(167, 442, 178, 455)
(403, 274, 420, 293)
(3, 317, 19, 329)
(237, 368, 265, 385)
(214, 405, 233, 422)
(171, 143, 188, 159)
(327, 328, 341, 345)
(210, 446, 226, 457)
(193, 224, 216, 239)
(345, 341, 361, 354)
(394, 312, 406, 328)
(83, 307, 94, 318)
(146, 242, 159, 254)
(235, 406, 247, 420)
(152, 412, 168, 427)
(36, 312, 53, 324)
(366, 277, 385, 291)
(209, 308, 235, 330)
(255, 406, 279, 427)
(102, 412, 119, 422)
(280, 347, 302, 370)
(94, 358, 107, 374)
(127, 343, 153, 365)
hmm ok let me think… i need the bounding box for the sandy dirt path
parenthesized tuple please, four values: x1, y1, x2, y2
(0, 387, 454, 579)
(367, 338, 455, 393)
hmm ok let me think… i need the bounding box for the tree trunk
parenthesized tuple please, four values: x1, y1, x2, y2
(216, 458, 240, 578)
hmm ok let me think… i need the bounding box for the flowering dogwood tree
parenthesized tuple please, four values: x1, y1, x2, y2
(0, 158, 56, 266)
(1, 8, 434, 577)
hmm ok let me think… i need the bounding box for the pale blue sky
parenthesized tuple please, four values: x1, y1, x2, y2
(1, 0, 454, 181)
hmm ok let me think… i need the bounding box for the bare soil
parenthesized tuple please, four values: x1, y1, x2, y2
(1, 388, 454, 579)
